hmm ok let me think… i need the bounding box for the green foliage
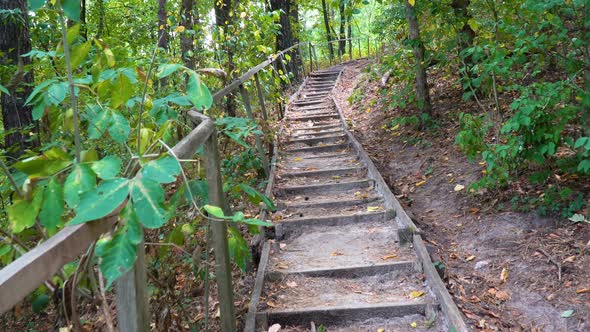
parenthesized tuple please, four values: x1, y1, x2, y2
(455, 113, 491, 161)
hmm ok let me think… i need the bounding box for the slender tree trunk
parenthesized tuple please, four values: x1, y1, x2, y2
(81, 0, 87, 39)
(404, 0, 432, 115)
(584, 7, 590, 136)
(215, 0, 237, 117)
(96, 0, 105, 39)
(157, 0, 169, 88)
(270, 0, 300, 80)
(321, 0, 334, 60)
(0, 0, 37, 157)
(347, 13, 352, 56)
(289, 0, 301, 78)
(180, 0, 195, 70)
(339, 1, 346, 54)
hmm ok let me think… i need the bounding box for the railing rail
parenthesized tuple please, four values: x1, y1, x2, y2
(0, 36, 382, 331)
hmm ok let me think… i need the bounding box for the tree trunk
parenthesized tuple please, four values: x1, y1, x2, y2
(158, 0, 168, 88)
(404, 0, 432, 116)
(215, 0, 237, 117)
(270, 0, 300, 80)
(451, 0, 475, 64)
(289, 0, 301, 78)
(584, 7, 590, 136)
(81, 0, 87, 39)
(0, 0, 37, 157)
(339, 1, 346, 55)
(180, 0, 195, 70)
(321, 0, 334, 60)
(347, 13, 352, 56)
(96, 0, 105, 39)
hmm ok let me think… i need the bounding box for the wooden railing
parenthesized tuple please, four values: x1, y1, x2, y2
(0, 36, 381, 331)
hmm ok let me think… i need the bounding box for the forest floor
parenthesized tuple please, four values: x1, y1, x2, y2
(333, 59, 590, 332)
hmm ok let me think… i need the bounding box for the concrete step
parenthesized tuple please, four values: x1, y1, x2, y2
(284, 142, 349, 154)
(286, 113, 339, 122)
(287, 134, 347, 146)
(278, 166, 364, 179)
(267, 223, 416, 277)
(275, 178, 374, 196)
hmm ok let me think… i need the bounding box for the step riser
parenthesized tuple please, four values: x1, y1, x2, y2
(257, 303, 430, 329)
(287, 114, 339, 122)
(266, 261, 418, 279)
(277, 179, 373, 196)
(290, 130, 344, 138)
(279, 167, 364, 179)
(284, 143, 349, 154)
(291, 124, 342, 132)
(276, 212, 390, 238)
(279, 197, 379, 211)
(288, 135, 346, 146)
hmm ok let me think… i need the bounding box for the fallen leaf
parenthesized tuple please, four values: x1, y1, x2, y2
(266, 301, 279, 308)
(410, 321, 418, 328)
(487, 288, 497, 296)
(332, 175, 341, 180)
(279, 243, 287, 249)
(377, 329, 385, 332)
(561, 310, 574, 318)
(268, 323, 282, 332)
(500, 268, 509, 283)
(415, 180, 427, 187)
(367, 206, 383, 212)
(293, 157, 302, 161)
(286, 281, 297, 288)
(331, 251, 344, 256)
(454, 184, 465, 191)
(466, 255, 476, 261)
(410, 290, 425, 298)
(277, 264, 289, 269)
(449, 253, 458, 259)
(496, 290, 510, 301)
(381, 254, 398, 260)
(563, 255, 576, 263)
(575, 288, 590, 294)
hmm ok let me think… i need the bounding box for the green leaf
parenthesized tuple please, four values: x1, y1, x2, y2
(578, 159, 590, 173)
(203, 204, 224, 218)
(568, 214, 587, 223)
(13, 149, 72, 179)
(238, 184, 276, 211)
(157, 64, 183, 79)
(32, 293, 50, 313)
(25, 79, 56, 105)
(91, 156, 122, 180)
(39, 177, 65, 232)
(0, 84, 9, 95)
(70, 41, 91, 68)
(87, 105, 112, 139)
(239, 218, 273, 227)
(47, 82, 67, 105)
(160, 226, 185, 258)
(108, 111, 130, 143)
(95, 230, 137, 289)
(185, 179, 209, 204)
(141, 155, 181, 184)
(7, 191, 43, 233)
(561, 310, 574, 318)
(61, 0, 81, 22)
(227, 227, 251, 271)
(111, 74, 133, 109)
(28, 0, 46, 11)
(130, 178, 168, 228)
(574, 137, 590, 150)
(69, 178, 129, 225)
(187, 71, 213, 110)
(64, 163, 96, 208)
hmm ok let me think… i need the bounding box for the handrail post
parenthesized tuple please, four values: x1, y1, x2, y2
(308, 42, 314, 73)
(205, 131, 237, 332)
(297, 44, 306, 78)
(279, 54, 291, 88)
(239, 83, 270, 175)
(312, 44, 319, 71)
(254, 73, 268, 122)
(116, 236, 150, 332)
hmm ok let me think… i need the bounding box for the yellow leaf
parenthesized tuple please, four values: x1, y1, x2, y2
(366, 107, 371, 113)
(240, 11, 247, 18)
(174, 25, 185, 33)
(500, 267, 509, 283)
(415, 180, 426, 187)
(293, 157, 302, 161)
(408, 0, 416, 6)
(466, 255, 476, 261)
(410, 290, 425, 298)
(377, 329, 385, 332)
(392, 124, 400, 130)
(410, 321, 418, 328)
(367, 206, 382, 212)
(381, 254, 397, 260)
(332, 175, 341, 180)
(331, 251, 344, 256)
(454, 184, 465, 191)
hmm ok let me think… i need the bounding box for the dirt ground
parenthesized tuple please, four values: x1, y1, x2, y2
(333, 59, 590, 332)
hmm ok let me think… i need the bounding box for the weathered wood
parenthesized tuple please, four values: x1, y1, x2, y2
(244, 241, 271, 332)
(279, 54, 291, 88)
(239, 84, 270, 175)
(414, 235, 470, 332)
(205, 132, 236, 332)
(308, 42, 314, 73)
(0, 216, 116, 314)
(253, 73, 269, 122)
(115, 237, 150, 332)
(212, 44, 299, 103)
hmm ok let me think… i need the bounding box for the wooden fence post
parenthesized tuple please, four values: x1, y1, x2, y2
(308, 42, 314, 73)
(116, 237, 150, 332)
(239, 84, 270, 175)
(298, 45, 306, 78)
(312, 44, 319, 71)
(254, 73, 268, 122)
(358, 38, 361, 57)
(205, 132, 237, 332)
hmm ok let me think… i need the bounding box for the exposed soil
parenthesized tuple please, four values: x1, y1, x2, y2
(333, 59, 590, 331)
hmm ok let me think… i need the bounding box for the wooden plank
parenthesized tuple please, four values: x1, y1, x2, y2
(115, 237, 150, 332)
(254, 73, 269, 121)
(244, 241, 271, 332)
(0, 215, 116, 314)
(413, 235, 469, 332)
(205, 133, 237, 332)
